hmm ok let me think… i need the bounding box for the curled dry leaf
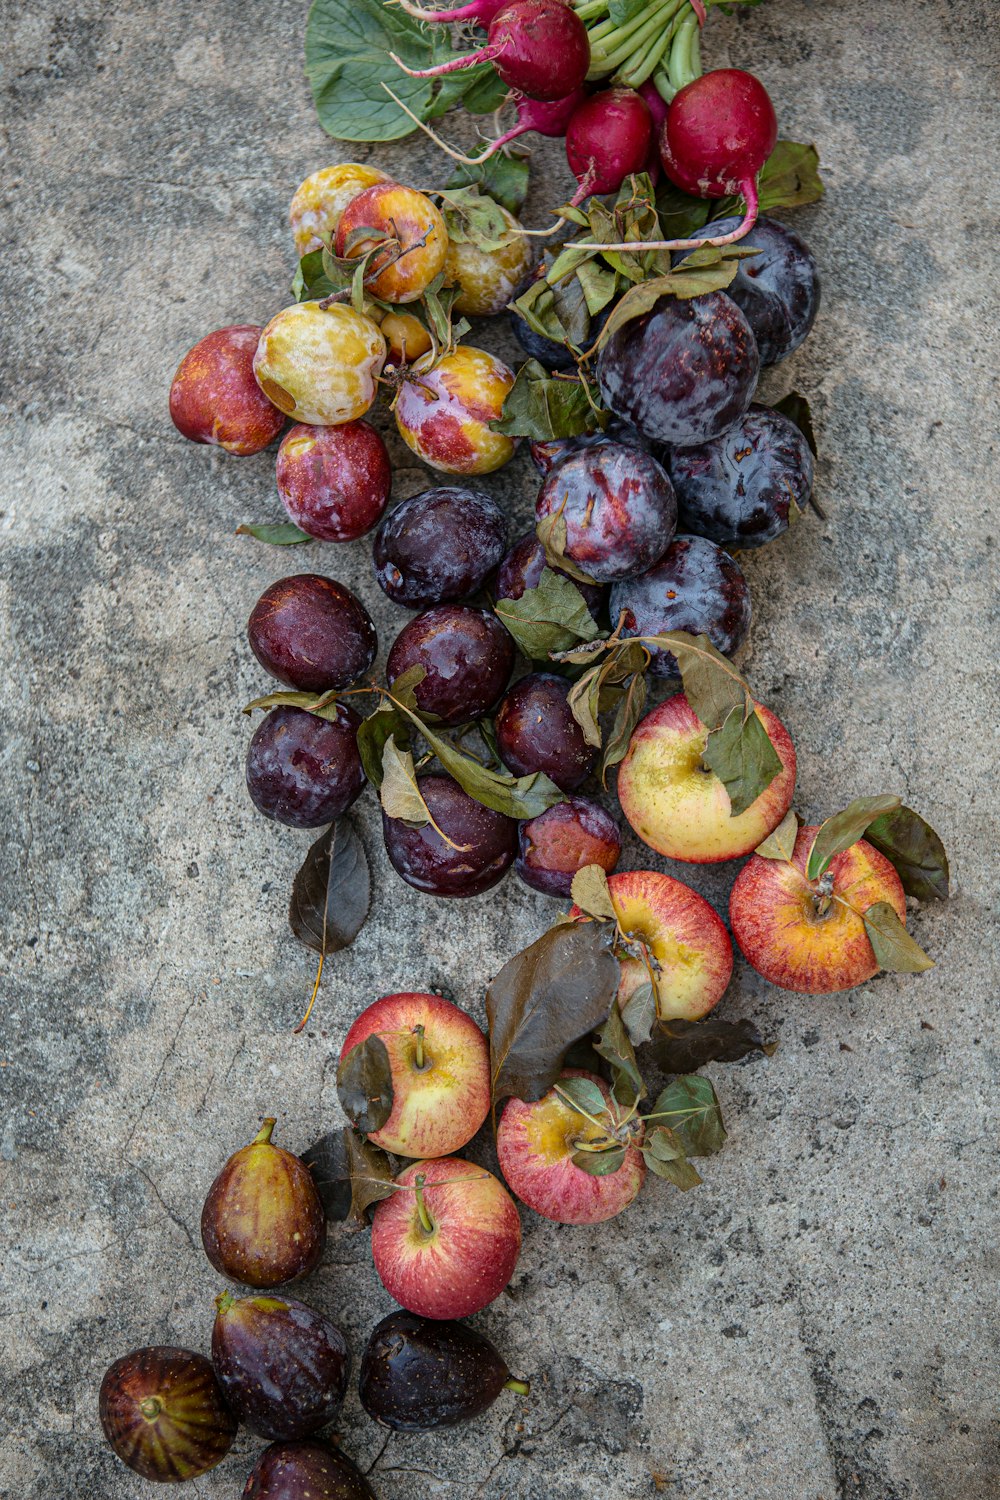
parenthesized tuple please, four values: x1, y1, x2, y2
(379, 735, 429, 825)
(493, 567, 600, 660)
(302, 1126, 396, 1225)
(646, 1016, 776, 1076)
(755, 808, 800, 861)
(336, 1035, 394, 1135)
(236, 522, 312, 546)
(570, 864, 617, 921)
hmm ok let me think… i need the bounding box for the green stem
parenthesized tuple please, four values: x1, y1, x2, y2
(504, 1377, 531, 1396)
(616, 3, 682, 88)
(254, 1118, 276, 1146)
(667, 11, 699, 91)
(589, 0, 677, 74)
(413, 1173, 434, 1235)
(412, 1023, 426, 1069)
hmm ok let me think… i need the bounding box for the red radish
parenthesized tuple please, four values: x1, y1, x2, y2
(391, 0, 591, 103)
(638, 79, 669, 133)
(487, 88, 586, 153)
(565, 87, 652, 200)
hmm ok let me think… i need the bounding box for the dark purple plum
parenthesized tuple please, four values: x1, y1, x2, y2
(248, 575, 377, 693)
(597, 292, 759, 447)
(382, 773, 517, 897)
(495, 673, 595, 791)
(212, 1293, 349, 1442)
(243, 1439, 376, 1499)
(359, 1310, 528, 1432)
(609, 534, 751, 677)
(246, 704, 365, 828)
(674, 216, 820, 366)
(669, 404, 814, 549)
(535, 443, 677, 584)
(516, 796, 622, 897)
(373, 486, 508, 608)
(493, 532, 604, 621)
(386, 605, 514, 726)
(528, 420, 651, 478)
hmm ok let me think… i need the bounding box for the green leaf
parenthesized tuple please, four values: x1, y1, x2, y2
(445, 151, 531, 216)
(492, 360, 601, 442)
(806, 795, 902, 881)
(555, 1075, 609, 1118)
(654, 182, 712, 240)
(455, 62, 510, 116)
(305, 0, 449, 143)
(600, 670, 647, 781)
(593, 248, 749, 352)
(755, 808, 800, 862)
(865, 805, 950, 902)
(648, 1016, 776, 1075)
(641, 1128, 703, 1190)
(493, 567, 600, 659)
(288, 819, 371, 958)
(772, 390, 818, 459)
(713, 139, 824, 219)
(608, 0, 646, 23)
(243, 688, 346, 723)
(861, 901, 934, 974)
(570, 864, 617, 921)
(651, 630, 747, 730)
(620, 982, 656, 1047)
(575, 258, 620, 318)
(291, 248, 338, 303)
(356, 705, 408, 789)
(236, 522, 312, 547)
(572, 1145, 628, 1176)
(565, 638, 648, 751)
(302, 1126, 396, 1224)
(702, 704, 783, 817)
(379, 736, 429, 825)
(439, 186, 518, 253)
(336, 1035, 394, 1135)
(648, 1076, 727, 1157)
(486, 921, 621, 1105)
(593, 1000, 645, 1105)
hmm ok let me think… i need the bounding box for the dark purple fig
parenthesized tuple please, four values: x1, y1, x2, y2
(358, 1310, 529, 1432)
(201, 1118, 326, 1288)
(212, 1292, 349, 1440)
(243, 1439, 376, 1499)
(99, 1345, 236, 1482)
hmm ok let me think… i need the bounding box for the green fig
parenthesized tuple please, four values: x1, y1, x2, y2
(212, 1291, 349, 1440)
(358, 1310, 529, 1431)
(242, 1438, 376, 1499)
(99, 1345, 237, 1482)
(201, 1117, 325, 1287)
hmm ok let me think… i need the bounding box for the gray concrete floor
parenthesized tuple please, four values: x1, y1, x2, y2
(2, 2, 998, 1496)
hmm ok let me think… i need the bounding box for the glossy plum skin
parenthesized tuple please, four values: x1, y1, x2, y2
(243, 1439, 376, 1500)
(382, 773, 517, 897)
(493, 532, 604, 620)
(487, 0, 591, 101)
(170, 326, 285, 455)
(246, 705, 365, 828)
(211, 1295, 349, 1441)
(610, 535, 751, 677)
(674, 216, 820, 365)
(248, 574, 377, 693)
(395, 347, 516, 477)
(528, 421, 650, 478)
(374, 488, 508, 608)
(669, 405, 814, 549)
(516, 796, 622, 897)
(276, 421, 391, 543)
(386, 605, 514, 726)
(565, 87, 653, 195)
(334, 184, 448, 305)
(496, 673, 595, 791)
(598, 292, 759, 447)
(535, 443, 677, 583)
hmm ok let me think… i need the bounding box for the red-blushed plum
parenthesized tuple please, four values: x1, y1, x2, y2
(210, 1294, 349, 1441)
(516, 797, 622, 898)
(370, 1157, 521, 1319)
(495, 672, 595, 791)
(289, 163, 391, 256)
(597, 292, 759, 447)
(243, 1438, 377, 1500)
(730, 826, 908, 994)
(617, 692, 796, 862)
(381, 311, 433, 367)
(493, 532, 605, 620)
(335, 184, 448, 304)
(535, 443, 677, 583)
(496, 1070, 645, 1225)
(99, 1347, 237, 1483)
(386, 605, 514, 726)
(339, 992, 490, 1157)
(246, 705, 365, 829)
(276, 421, 391, 543)
(528, 421, 650, 478)
(395, 347, 516, 476)
(373, 487, 508, 608)
(254, 303, 386, 427)
(169, 326, 285, 455)
(382, 774, 517, 898)
(444, 203, 533, 316)
(570, 869, 732, 1019)
(247, 574, 377, 693)
(609, 535, 752, 677)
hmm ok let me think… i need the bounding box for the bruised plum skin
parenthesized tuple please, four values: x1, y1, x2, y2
(373, 487, 508, 608)
(496, 673, 595, 791)
(610, 535, 751, 677)
(383, 774, 517, 897)
(669, 405, 814, 549)
(528, 421, 651, 477)
(246, 705, 365, 828)
(386, 605, 514, 726)
(535, 443, 677, 584)
(493, 533, 604, 621)
(597, 292, 759, 447)
(674, 216, 820, 366)
(248, 574, 377, 693)
(516, 796, 622, 897)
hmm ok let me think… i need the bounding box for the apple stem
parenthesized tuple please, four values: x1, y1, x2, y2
(138, 1396, 162, 1421)
(813, 870, 835, 917)
(413, 1024, 426, 1070)
(414, 1173, 435, 1235)
(504, 1376, 531, 1396)
(254, 1118, 276, 1146)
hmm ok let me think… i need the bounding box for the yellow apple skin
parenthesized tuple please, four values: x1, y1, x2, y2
(570, 869, 732, 1021)
(289, 163, 392, 256)
(616, 691, 797, 863)
(253, 302, 386, 427)
(394, 346, 516, 475)
(335, 183, 448, 305)
(729, 827, 907, 994)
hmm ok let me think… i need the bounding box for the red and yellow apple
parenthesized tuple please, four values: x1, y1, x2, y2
(169, 326, 285, 455)
(339, 993, 490, 1159)
(729, 826, 907, 994)
(617, 691, 796, 863)
(496, 1070, 645, 1225)
(253, 303, 386, 427)
(289, 163, 392, 256)
(335, 183, 448, 305)
(571, 869, 733, 1021)
(370, 1157, 521, 1319)
(394, 346, 516, 475)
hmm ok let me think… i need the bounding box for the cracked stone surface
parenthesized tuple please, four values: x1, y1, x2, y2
(1, 2, 998, 1496)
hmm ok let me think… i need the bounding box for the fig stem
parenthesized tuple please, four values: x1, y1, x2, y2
(215, 1290, 236, 1316)
(138, 1396, 162, 1421)
(413, 1173, 435, 1235)
(254, 1118, 277, 1145)
(504, 1376, 531, 1396)
(413, 1023, 426, 1069)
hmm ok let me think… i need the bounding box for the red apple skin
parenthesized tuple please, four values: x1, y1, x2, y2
(170, 326, 285, 454)
(339, 993, 490, 1159)
(496, 1070, 646, 1225)
(570, 869, 732, 1021)
(729, 827, 907, 994)
(617, 691, 797, 863)
(370, 1157, 521, 1320)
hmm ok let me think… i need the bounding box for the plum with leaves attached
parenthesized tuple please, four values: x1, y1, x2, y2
(493, 532, 604, 621)
(535, 443, 677, 583)
(395, 346, 517, 476)
(528, 421, 650, 478)
(334, 183, 448, 304)
(382, 773, 517, 897)
(496, 672, 595, 792)
(374, 487, 508, 608)
(246, 705, 365, 829)
(386, 604, 514, 726)
(609, 536, 752, 677)
(444, 201, 533, 317)
(515, 796, 621, 898)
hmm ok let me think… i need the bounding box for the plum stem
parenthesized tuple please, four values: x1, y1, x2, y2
(254, 1118, 277, 1146)
(572, 174, 760, 253)
(504, 1376, 531, 1396)
(413, 1173, 435, 1234)
(389, 41, 504, 78)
